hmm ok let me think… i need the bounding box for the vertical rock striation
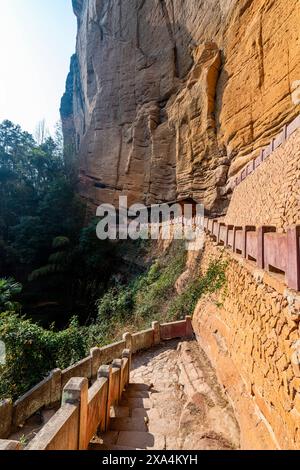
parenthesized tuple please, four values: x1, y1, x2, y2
(61, 0, 300, 214)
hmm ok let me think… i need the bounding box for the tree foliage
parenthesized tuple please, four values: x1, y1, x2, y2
(0, 120, 117, 323)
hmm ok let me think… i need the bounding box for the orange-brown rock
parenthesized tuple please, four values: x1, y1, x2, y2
(61, 0, 300, 215)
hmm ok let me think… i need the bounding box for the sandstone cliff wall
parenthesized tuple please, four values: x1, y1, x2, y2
(61, 0, 300, 214)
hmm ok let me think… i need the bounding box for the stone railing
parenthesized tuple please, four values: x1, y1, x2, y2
(204, 217, 300, 292)
(233, 113, 300, 189)
(0, 317, 193, 450)
(25, 349, 131, 451)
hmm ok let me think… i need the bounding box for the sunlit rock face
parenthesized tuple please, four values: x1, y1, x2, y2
(61, 0, 300, 214)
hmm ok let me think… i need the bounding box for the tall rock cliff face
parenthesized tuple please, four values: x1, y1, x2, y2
(61, 0, 300, 214)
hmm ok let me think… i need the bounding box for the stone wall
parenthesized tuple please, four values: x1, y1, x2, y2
(225, 128, 300, 230)
(193, 238, 300, 449)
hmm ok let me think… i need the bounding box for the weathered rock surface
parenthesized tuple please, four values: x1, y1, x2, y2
(91, 339, 240, 450)
(61, 0, 300, 214)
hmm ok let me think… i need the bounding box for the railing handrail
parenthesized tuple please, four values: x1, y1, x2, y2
(204, 217, 300, 292)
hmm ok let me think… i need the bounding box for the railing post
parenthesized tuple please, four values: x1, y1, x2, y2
(62, 377, 88, 450)
(233, 226, 242, 253)
(123, 332, 132, 351)
(0, 440, 21, 450)
(90, 347, 102, 378)
(257, 226, 276, 269)
(122, 349, 131, 387)
(225, 225, 234, 248)
(112, 359, 123, 401)
(152, 321, 161, 345)
(185, 316, 194, 338)
(243, 226, 256, 258)
(98, 365, 112, 432)
(287, 226, 300, 291)
(217, 223, 226, 245)
(0, 399, 13, 439)
(50, 369, 62, 405)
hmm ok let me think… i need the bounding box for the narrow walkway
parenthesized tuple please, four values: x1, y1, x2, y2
(90, 340, 240, 450)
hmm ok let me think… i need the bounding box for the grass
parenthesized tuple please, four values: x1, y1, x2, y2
(84, 243, 228, 347)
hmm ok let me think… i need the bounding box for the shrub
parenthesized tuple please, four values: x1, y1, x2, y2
(92, 240, 187, 339)
(167, 258, 228, 320)
(0, 313, 86, 400)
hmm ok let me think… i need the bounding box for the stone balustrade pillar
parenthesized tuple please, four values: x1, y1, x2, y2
(122, 349, 131, 386)
(90, 347, 102, 378)
(0, 440, 21, 450)
(185, 316, 194, 338)
(123, 332, 132, 351)
(98, 365, 112, 432)
(62, 377, 88, 450)
(152, 321, 161, 345)
(112, 359, 123, 401)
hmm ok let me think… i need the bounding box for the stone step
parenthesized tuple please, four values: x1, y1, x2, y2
(94, 431, 119, 446)
(90, 442, 140, 451)
(119, 397, 153, 409)
(116, 431, 166, 450)
(110, 417, 148, 432)
(131, 408, 161, 419)
(111, 406, 130, 418)
(124, 390, 150, 399)
(127, 383, 150, 392)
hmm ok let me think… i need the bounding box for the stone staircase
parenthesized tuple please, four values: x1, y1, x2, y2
(90, 383, 164, 450)
(89, 340, 240, 451)
(89, 340, 184, 451)
(1, 320, 240, 451)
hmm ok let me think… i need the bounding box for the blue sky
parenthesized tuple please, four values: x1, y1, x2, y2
(0, 0, 77, 135)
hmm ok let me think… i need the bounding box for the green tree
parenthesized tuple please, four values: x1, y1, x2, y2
(0, 278, 22, 312)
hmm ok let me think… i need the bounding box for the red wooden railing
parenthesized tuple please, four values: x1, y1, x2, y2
(204, 218, 300, 292)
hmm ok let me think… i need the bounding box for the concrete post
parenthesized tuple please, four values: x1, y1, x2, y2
(0, 399, 13, 439)
(217, 223, 225, 245)
(62, 377, 88, 450)
(90, 347, 102, 378)
(112, 359, 123, 401)
(185, 316, 194, 338)
(257, 226, 276, 269)
(0, 440, 21, 450)
(50, 369, 62, 405)
(243, 226, 256, 258)
(98, 365, 112, 431)
(233, 226, 242, 253)
(122, 349, 131, 386)
(287, 226, 300, 291)
(122, 332, 132, 351)
(225, 225, 234, 248)
(152, 321, 161, 345)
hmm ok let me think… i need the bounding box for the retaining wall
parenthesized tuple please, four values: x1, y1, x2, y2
(193, 237, 300, 450)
